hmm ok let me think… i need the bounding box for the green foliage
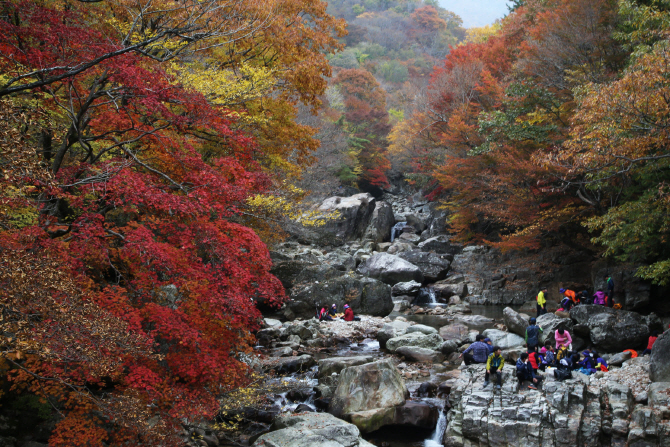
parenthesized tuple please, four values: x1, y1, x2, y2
(11, 394, 53, 420)
(389, 108, 404, 122)
(378, 60, 409, 82)
(352, 4, 366, 15)
(585, 186, 670, 285)
(329, 50, 360, 69)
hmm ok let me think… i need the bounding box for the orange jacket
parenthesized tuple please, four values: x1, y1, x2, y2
(564, 289, 578, 303)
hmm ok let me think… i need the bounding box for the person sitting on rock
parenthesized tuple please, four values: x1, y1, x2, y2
(459, 335, 490, 365)
(525, 318, 543, 353)
(578, 350, 598, 373)
(516, 352, 542, 390)
(580, 290, 591, 305)
(642, 331, 659, 356)
(593, 350, 608, 372)
(328, 304, 338, 317)
(484, 346, 505, 390)
(319, 307, 333, 321)
(543, 342, 556, 367)
(559, 288, 579, 310)
(342, 304, 357, 322)
(555, 328, 572, 350)
(593, 289, 606, 306)
(570, 352, 582, 370)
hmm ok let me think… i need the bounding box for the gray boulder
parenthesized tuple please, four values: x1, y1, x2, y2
(286, 193, 376, 246)
(357, 253, 424, 285)
(364, 201, 395, 243)
(329, 358, 408, 418)
(391, 280, 422, 296)
(377, 320, 410, 349)
(252, 412, 374, 447)
(405, 214, 427, 233)
(418, 236, 455, 254)
(406, 324, 438, 335)
(270, 355, 316, 374)
(570, 305, 649, 351)
(503, 307, 531, 337)
(439, 323, 470, 342)
(318, 356, 376, 378)
(386, 332, 444, 352)
(398, 250, 451, 282)
(481, 329, 525, 349)
(650, 330, 670, 382)
(396, 346, 444, 363)
(440, 340, 460, 355)
(288, 275, 392, 319)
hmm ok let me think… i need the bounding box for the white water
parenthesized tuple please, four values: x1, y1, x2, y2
(424, 401, 447, 447)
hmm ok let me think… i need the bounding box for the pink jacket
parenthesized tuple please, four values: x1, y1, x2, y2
(593, 291, 606, 305)
(555, 330, 572, 349)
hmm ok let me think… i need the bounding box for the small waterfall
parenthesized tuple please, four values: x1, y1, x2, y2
(391, 221, 407, 242)
(424, 402, 447, 447)
(414, 287, 437, 306)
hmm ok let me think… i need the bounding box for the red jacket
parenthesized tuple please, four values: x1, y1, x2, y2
(528, 352, 539, 370)
(648, 336, 658, 350)
(344, 308, 354, 321)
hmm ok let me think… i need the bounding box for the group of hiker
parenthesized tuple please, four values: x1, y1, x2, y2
(318, 303, 359, 321)
(460, 318, 618, 391)
(535, 276, 616, 316)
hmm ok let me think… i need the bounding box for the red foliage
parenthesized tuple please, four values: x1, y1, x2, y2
(0, 0, 289, 444)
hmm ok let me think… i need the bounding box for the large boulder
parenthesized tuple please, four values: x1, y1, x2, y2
(439, 323, 470, 341)
(251, 412, 375, 447)
(286, 193, 376, 246)
(391, 280, 422, 296)
(329, 359, 409, 418)
(318, 356, 376, 378)
(650, 330, 670, 382)
(569, 305, 649, 351)
(503, 307, 531, 337)
(406, 324, 438, 335)
(417, 235, 454, 254)
(364, 201, 395, 243)
(377, 320, 411, 349)
(288, 275, 392, 319)
(481, 329, 525, 349)
(385, 332, 444, 352)
(396, 346, 444, 363)
(398, 250, 451, 282)
(357, 253, 424, 285)
(536, 312, 574, 346)
(405, 214, 427, 233)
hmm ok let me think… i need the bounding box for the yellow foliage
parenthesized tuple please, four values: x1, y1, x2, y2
(170, 61, 277, 108)
(462, 23, 502, 45)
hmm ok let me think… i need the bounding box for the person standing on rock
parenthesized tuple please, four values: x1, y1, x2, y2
(593, 289, 606, 306)
(536, 288, 548, 317)
(459, 335, 490, 365)
(555, 328, 572, 350)
(525, 318, 543, 353)
(605, 275, 615, 307)
(642, 331, 659, 355)
(484, 346, 505, 390)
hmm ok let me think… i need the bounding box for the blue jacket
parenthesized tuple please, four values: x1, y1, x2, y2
(516, 359, 536, 380)
(463, 341, 491, 363)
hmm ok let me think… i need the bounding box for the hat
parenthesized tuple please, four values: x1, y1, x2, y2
(540, 347, 547, 354)
(332, 304, 337, 307)
(344, 304, 349, 309)
(530, 318, 536, 324)
(484, 338, 491, 342)
(559, 288, 566, 293)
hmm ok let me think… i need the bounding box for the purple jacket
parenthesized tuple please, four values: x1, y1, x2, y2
(593, 291, 606, 305)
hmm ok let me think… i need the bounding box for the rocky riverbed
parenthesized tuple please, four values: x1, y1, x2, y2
(218, 191, 670, 447)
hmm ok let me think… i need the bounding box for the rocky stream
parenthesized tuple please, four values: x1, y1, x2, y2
(214, 192, 670, 447)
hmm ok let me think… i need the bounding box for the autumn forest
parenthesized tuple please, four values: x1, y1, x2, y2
(1, 0, 669, 444)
